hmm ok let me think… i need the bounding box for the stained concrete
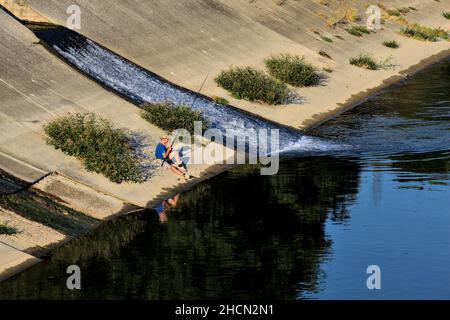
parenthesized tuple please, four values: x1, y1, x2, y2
(0, 242, 41, 281)
(32, 173, 137, 220)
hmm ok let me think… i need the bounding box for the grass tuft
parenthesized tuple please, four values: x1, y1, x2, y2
(0, 223, 19, 235)
(345, 25, 371, 37)
(141, 101, 208, 135)
(212, 96, 229, 105)
(349, 54, 393, 71)
(382, 40, 400, 48)
(45, 113, 143, 183)
(215, 66, 290, 105)
(349, 54, 379, 70)
(400, 23, 449, 41)
(264, 54, 321, 87)
(321, 35, 333, 42)
(443, 12, 450, 20)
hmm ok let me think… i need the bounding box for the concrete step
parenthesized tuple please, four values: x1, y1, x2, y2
(0, 242, 41, 282)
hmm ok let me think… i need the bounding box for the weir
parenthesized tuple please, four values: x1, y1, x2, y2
(29, 25, 342, 154)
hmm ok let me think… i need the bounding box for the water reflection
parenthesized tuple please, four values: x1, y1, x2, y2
(0, 156, 360, 299)
(154, 194, 180, 223)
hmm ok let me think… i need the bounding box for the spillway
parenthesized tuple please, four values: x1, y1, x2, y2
(31, 26, 343, 153)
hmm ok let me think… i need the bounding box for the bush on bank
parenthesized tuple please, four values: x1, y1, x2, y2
(44, 113, 143, 184)
(215, 66, 290, 105)
(0, 223, 19, 235)
(264, 54, 321, 87)
(141, 101, 208, 134)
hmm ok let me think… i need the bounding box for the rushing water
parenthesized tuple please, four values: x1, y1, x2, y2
(0, 37, 449, 298)
(30, 26, 341, 153)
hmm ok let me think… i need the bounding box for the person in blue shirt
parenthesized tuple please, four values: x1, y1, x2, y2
(155, 135, 189, 178)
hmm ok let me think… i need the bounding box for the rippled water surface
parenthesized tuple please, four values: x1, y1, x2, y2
(0, 38, 448, 299)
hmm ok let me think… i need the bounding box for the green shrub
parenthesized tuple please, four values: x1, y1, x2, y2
(45, 113, 143, 184)
(443, 12, 450, 20)
(215, 67, 290, 105)
(349, 54, 380, 70)
(264, 54, 321, 87)
(383, 40, 400, 48)
(141, 101, 208, 134)
(0, 223, 19, 235)
(400, 23, 449, 41)
(345, 25, 371, 37)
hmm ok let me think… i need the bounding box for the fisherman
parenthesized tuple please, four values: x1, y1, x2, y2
(155, 135, 190, 178)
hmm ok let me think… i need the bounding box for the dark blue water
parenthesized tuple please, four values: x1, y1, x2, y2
(0, 39, 449, 299)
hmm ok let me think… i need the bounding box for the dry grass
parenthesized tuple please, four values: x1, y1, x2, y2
(323, 0, 360, 26)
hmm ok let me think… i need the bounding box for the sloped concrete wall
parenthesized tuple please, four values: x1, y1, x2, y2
(25, 0, 450, 129)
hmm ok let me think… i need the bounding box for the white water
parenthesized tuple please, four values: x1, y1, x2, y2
(51, 34, 343, 153)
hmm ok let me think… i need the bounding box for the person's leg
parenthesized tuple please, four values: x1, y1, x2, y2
(169, 150, 183, 166)
(168, 165, 184, 176)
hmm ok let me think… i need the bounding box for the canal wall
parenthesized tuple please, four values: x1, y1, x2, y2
(0, 9, 234, 281)
(23, 0, 450, 130)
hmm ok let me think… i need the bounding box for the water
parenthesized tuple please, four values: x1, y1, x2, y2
(0, 38, 449, 299)
(30, 26, 340, 153)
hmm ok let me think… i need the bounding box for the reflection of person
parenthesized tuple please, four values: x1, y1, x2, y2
(155, 194, 180, 223)
(155, 135, 190, 178)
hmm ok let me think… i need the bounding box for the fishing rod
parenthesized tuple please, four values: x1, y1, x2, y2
(161, 72, 210, 167)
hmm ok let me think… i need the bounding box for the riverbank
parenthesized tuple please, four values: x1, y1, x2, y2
(0, 0, 449, 282)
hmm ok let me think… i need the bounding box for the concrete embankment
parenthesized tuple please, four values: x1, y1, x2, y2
(0, 154, 123, 280)
(23, 0, 450, 130)
(0, 7, 232, 280)
(0, 9, 227, 207)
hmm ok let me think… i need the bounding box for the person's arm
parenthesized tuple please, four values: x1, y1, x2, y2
(162, 147, 172, 159)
